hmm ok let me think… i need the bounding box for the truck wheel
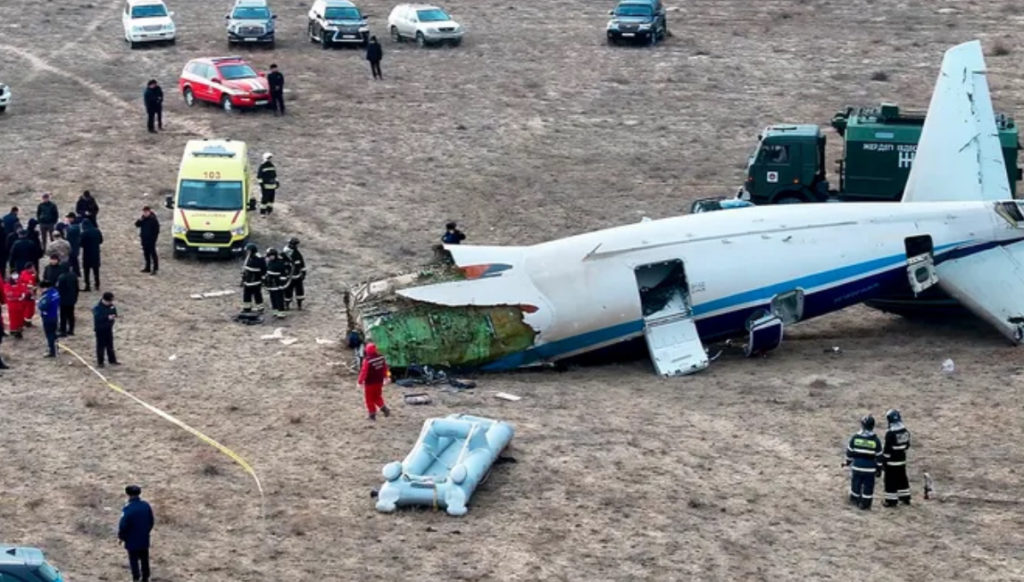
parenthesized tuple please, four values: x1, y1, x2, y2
(321, 31, 331, 49)
(309, 22, 317, 43)
(183, 87, 195, 107)
(391, 26, 401, 42)
(416, 32, 426, 47)
(221, 95, 234, 113)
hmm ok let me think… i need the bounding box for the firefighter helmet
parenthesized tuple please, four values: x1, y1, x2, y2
(885, 409, 902, 424)
(860, 415, 876, 431)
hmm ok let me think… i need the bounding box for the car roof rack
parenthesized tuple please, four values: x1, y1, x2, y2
(210, 56, 244, 63)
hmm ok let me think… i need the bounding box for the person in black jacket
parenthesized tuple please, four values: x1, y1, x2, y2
(93, 291, 118, 366)
(264, 248, 291, 318)
(41, 253, 65, 287)
(144, 79, 164, 133)
(8, 230, 35, 274)
(76, 190, 99, 226)
(441, 221, 466, 244)
(24, 219, 43, 272)
(366, 36, 383, 80)
(56, 266, 79, 337)
(267, 64, 284, 115)
(80, 218, 103, 291)
(282, 237, 306, 310)
(36, 193, 59, 246)
(118, 485, 155, 582)
(64, 213, 82, 276)
(134, 206, 160, 274)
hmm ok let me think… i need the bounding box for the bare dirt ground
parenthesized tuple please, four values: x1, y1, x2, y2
(2, 0, 1024, 579)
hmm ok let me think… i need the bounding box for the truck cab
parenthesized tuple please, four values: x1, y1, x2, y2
(741, 125, 828, 204)
(166, 139, 256, 258)
(741, 103, 1022, 205)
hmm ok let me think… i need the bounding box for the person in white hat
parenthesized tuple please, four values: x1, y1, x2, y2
(257, 152, 278, 216)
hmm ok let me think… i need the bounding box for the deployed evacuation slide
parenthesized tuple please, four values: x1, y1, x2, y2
(376, 414, 514, 516)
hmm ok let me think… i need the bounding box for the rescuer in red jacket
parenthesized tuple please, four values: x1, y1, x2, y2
(19, 265, 38, 323)
(0, 280, 8, 369)
(357, 343, 392, 421)
(3, 273, 29, 338)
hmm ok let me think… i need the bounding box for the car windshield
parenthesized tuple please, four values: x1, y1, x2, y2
(232, 6, 269, 19)
(36, 562, 62, 582)
(325, 7, 360, 19)
(615, 4, 652, 16)
(179, 180, 244, 211)
(131, 4, 168, 17)
(218, 64, 257, 80)
(417, 9, 450, 22)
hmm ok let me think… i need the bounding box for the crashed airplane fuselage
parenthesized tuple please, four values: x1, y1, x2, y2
(349, 41, 1024, 375)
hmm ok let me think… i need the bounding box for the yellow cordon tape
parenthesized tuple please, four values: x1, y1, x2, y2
(59, 343, 265, 515)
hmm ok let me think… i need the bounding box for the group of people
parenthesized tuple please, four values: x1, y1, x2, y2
(844, 409, 912, 510)
(238, 237, 307, 320)
(0, 191, 120, 369)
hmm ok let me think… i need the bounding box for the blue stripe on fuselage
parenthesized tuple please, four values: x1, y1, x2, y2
(481, 239, 986, 370)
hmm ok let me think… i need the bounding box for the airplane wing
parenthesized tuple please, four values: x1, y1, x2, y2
(936, 241, 1024, 343)
(444, 244, 528, 268)
(901, 40, 1012, 203)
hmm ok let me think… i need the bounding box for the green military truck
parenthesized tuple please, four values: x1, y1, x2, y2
(739, 103, 1022, 204)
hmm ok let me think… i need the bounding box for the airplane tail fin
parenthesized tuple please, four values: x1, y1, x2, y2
(901, 40, 1011, 203)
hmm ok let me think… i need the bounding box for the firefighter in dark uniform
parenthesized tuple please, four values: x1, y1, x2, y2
(257, 152, 278, 216)
(264, 248, 291, 318)
(844, 414, 883, 510)
(241, 243, 267, 313)
(882, 409, 912, 506)
(282, 237, 306, 311)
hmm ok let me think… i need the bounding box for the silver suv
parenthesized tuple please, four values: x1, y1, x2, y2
(0, 546, 64, 581)
(226, 0, 276, 46)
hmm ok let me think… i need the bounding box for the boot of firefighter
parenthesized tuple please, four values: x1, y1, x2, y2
(296, 299, 303, 310)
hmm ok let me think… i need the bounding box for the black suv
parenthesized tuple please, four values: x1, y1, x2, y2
(606, 0, 666, 45)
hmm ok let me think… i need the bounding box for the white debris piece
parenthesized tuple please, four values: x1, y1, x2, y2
(941, 358, 955, 374)
(316, 338, 337, 345)
(202, 290, 235, 298)
(280, 337, 299, 346)
(261, 328, 285, 340)
(494, 392, 521, 402)
(168, 354, 177, 361)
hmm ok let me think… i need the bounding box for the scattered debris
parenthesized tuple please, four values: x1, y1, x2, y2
(280, 337, 299, 346)
(190, 289, 236, 299)
(168, 354, 177, 361)
(924, 472, 934, 499)
(261, 328, 285, 340)
(394, 365, 476, 391)
(315, 338, 337, 345)
(403, 392, 432, 405)
(494, 392, 521, 402)
(823, 346, 842, 354)
(941, 358, 955, 374)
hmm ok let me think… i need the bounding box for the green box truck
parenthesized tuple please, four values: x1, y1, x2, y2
(739, 103, 1022, 204)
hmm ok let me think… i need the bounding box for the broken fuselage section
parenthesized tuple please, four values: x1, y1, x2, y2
(346, 262, 538, 369)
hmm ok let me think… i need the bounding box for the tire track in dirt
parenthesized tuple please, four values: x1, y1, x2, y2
(0, 43, 213, 137)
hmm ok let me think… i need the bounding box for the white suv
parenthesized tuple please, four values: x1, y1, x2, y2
(122, 0, 176, 49)
(0, 83, 11, 113)
(388, 3, 463, 47)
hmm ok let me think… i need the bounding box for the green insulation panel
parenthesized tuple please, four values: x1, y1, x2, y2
(364, 304, 537, 369)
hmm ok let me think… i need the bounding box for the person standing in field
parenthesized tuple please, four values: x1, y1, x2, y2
(36, 279, 60, 358)
(118, 484, 155, 582)
(357, 342, 391, 421)
(366, 36, 383, 80)
(36, 192, 59, 246)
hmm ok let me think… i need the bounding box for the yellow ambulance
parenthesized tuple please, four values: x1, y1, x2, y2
(166, 139, 256, 258)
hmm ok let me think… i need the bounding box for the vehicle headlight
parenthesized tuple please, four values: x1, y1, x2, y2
(638, 23, 652, 29)
(165, 23, 175, 30)
(172, 224, 187, 235)
(231, 225, 246, 236)
(131, 25, 143, 32)
(358, 25, 369, 32)
(607, 21, 618, 30)
(325, 24, 338, 30)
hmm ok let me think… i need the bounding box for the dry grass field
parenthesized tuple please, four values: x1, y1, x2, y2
(1, 0, 1024, 579)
